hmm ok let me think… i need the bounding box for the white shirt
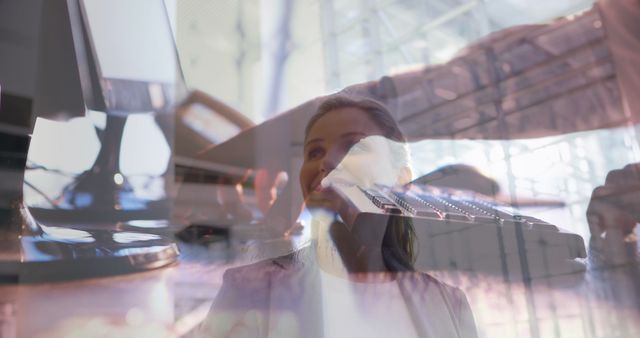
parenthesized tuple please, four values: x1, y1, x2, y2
(319, 269, 419, 338)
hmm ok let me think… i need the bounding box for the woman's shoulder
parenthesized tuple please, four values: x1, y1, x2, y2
(402, 272, 478, 337)
(399, 271, 468, 303)
(221, 248, 309, 283)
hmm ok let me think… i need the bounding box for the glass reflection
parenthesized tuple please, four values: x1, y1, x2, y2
(41, 226, 95, 244)
(113, 232, 162, 244)
(3, 0, 639, 337)
(188, 0, 640, 335)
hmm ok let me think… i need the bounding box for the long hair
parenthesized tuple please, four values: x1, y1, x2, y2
(305, 94, 417, 272)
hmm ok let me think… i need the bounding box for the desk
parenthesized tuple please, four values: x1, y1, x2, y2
(433, 246, 640, 337)
(0, 227, 307, 338)
(2, 224, 639, 338)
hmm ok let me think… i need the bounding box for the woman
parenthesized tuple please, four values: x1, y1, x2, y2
(199, 95, 477, 338)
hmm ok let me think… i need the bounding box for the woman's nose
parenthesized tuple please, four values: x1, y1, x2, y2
(320, 151, 342, 174)
(320, 157, 336, 174)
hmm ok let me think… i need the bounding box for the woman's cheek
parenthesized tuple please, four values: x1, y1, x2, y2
(299, 165, 315, 197)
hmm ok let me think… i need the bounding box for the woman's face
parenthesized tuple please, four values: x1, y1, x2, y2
(300, 107, 397, 210)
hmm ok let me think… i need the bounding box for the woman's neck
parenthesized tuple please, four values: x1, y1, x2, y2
(311, 211, 391, 281)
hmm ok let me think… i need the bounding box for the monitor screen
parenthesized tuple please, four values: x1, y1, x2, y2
(81, 0, 176, 84)
(79, 0, 183, 112)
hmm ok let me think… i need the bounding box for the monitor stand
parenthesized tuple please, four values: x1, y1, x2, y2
(29, 114, 171, 223)
(0, 132, 178, 283)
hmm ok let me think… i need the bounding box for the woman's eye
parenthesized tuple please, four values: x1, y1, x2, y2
(306, 148, 324, 160)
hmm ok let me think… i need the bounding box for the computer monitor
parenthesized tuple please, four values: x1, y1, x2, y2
(0, 0, 181, 283)
(30, 0, 187, 222)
